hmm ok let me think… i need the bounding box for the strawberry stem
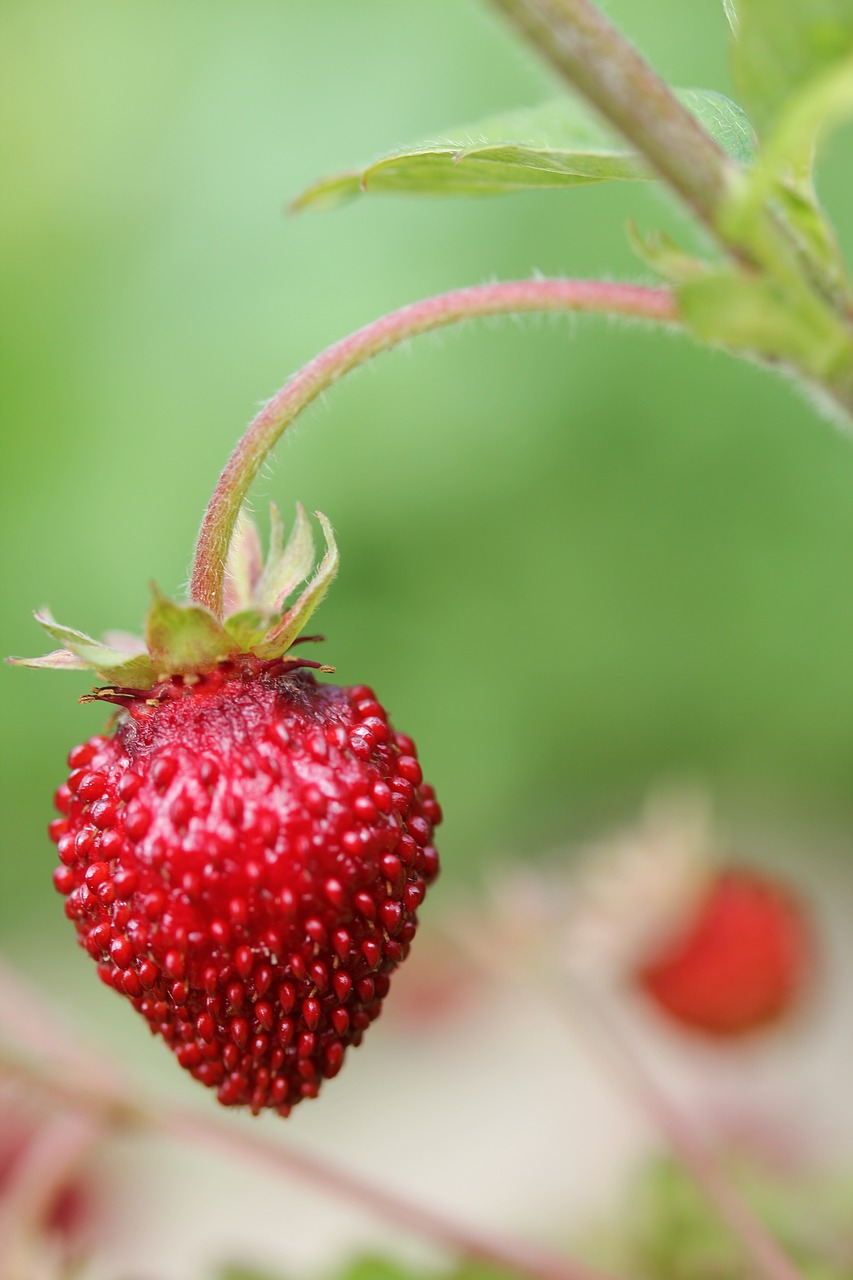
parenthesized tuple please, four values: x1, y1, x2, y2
(190, 279, 678, 616)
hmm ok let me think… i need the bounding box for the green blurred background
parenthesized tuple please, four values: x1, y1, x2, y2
(4, 0, 853, 947)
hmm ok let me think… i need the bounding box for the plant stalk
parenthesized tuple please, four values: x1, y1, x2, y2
(189, 279, 678, 616)
(565, 978, 808, 1280)
(487, 0, 741, 238)
(443, 929, 807, 1280)
(0, 959, 621, 1280)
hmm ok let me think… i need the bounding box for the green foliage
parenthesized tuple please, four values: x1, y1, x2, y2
(677, 269, 853, 375)
(604, 1158, 853, 1280)
(732, 0, 853, 137)
(293, 91, 756, 210)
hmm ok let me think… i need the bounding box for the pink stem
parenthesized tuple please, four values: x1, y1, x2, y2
(0, 1109, 100, 1277)
(190, 279, 678, 615)
(0, 957, 619, 1280)
(441, 929, 806, 1280)
(566, 981, 807, 1280)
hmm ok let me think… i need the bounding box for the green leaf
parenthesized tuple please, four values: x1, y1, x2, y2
(293, 91, 757, 211)
(144, 590, 239, 674)
(256, 502, 315, 611)
(254, 513, 339, 659)
(675, 89, 758, 165)
(677, 269, 853, 377)
(733, 0, 853, 137)
(756, 52, 853, 187)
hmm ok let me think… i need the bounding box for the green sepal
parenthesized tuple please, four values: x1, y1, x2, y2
(8, 648, 92, 672)
(255, 502, 315, 611)
(15, 609, 158, 685)
(145, 589, 240, 675)
(12, 506, 341, 686)
(223, 607, 275, 650)
(253, 513, 339, 660)
(223, 508, 264, 614)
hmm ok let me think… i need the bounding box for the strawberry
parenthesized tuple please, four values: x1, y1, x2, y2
(558, 798, 814, 1037)
(635, 866, 812, 1038)
(12, 506, 440, 1114)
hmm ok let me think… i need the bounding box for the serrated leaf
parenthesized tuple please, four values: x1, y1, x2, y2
(223, 508, 264, 614)
(626, 223, 712, 284)
(254, 513, 339, 660)
(256, 502, 315, 612)
(677, 269, 853, 376)
(144, 591, 239, 674)
(733, 0, 853, 137)
(293, 91, 756, 211)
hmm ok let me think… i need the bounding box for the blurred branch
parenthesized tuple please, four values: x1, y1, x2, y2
(566, 977, 808, 1280)
(443, 926, 807, 1280)
(0, 1110, 101, 1280)
(0, 957, 621, 1280)
(190, 279, 678, 616)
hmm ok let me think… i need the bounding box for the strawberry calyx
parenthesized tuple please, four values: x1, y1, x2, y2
(79, 650, 335, 709)
(9, 504, 339, 690)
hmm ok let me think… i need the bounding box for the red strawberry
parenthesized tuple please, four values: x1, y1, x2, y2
(635, 867, 812, 1038)
(14, 506, 441, 1114)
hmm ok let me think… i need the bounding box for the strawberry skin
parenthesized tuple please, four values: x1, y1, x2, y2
(635, 868, 812, 1038)
(49, 658, 441, 1114)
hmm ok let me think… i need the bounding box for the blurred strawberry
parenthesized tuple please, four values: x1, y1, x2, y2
(635, 866, 814, 1037)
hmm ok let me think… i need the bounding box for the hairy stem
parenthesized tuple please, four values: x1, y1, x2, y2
(190, 279, 678, 615)
(488, 0, 741, 239)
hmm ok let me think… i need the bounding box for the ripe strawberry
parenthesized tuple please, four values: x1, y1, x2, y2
(13, 506, 440, 1114)
(557, 798, 814, 1037)
(635, 866, 812, 1038)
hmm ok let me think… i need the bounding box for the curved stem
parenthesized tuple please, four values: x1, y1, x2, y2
(190, 279, 678, 615)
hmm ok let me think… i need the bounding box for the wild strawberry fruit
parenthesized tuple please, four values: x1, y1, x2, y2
(635, 866, 812, 1038)
(12, 506, 440, 1114)
(559, 798, 814, 1037)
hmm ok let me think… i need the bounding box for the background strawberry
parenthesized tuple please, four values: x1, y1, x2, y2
(635, 866, 813, 1038)
(14, 506, 441, 1114)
